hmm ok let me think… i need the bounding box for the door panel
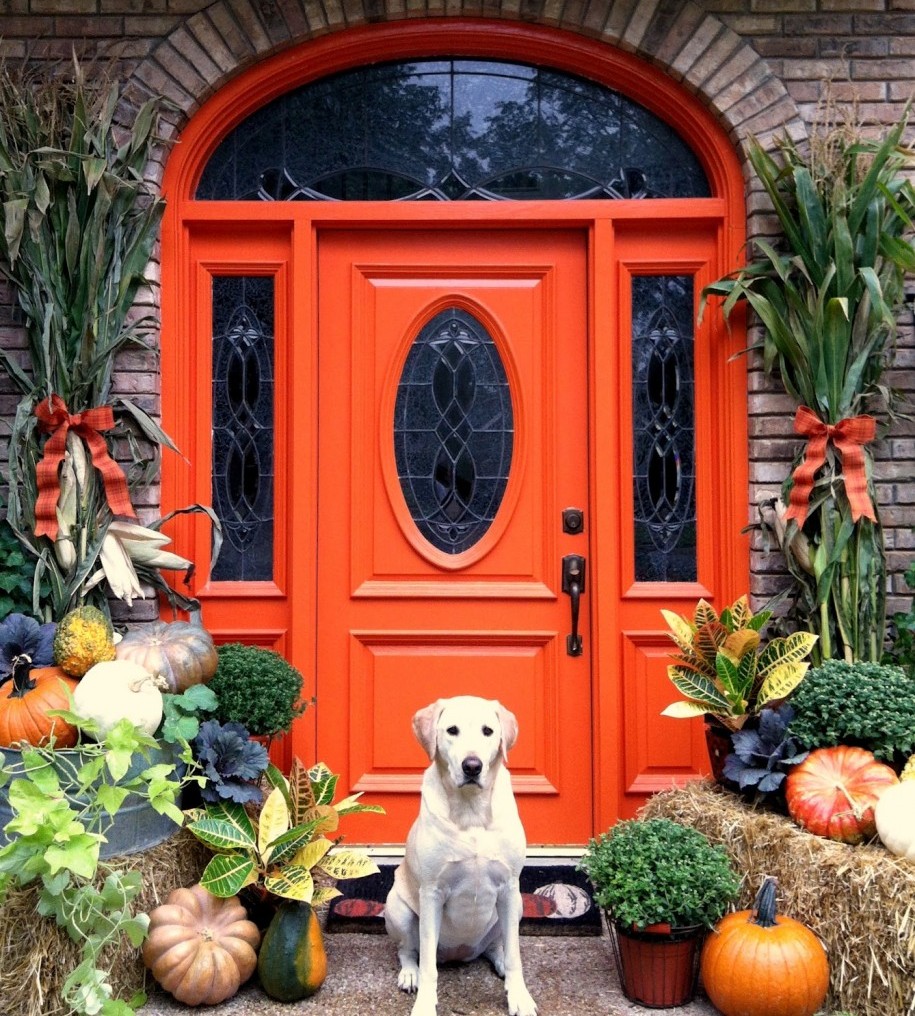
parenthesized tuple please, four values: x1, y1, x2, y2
(316, 229, 592, 844)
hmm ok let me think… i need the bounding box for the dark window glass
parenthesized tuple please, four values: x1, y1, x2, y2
(394, 307, 514, 554)
(631, 276, 696, 582)
(197, 60, 710, 202)
(211, 276, 275, 581)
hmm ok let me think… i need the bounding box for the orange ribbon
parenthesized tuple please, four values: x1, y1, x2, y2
(33, 394, 137, 541)
(784, 405, 877, 527)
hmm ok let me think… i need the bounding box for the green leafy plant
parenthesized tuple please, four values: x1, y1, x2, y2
(0, 715, 190, 1015)
(187, 757, 383, 908)
(158, 683, 218, 744)
(578, 817, 739, 930)
(661, 595, 818, 731)
(0, 510, 48, 619)
(787, 658, 915, 762)
(210, 643, 310, 740)
(701, 109, 915, 664)
(885, 560, 915, 676)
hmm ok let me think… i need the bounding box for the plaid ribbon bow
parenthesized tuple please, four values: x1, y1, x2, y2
(784, 405, 877, 528)
(33, 394, 137, 541)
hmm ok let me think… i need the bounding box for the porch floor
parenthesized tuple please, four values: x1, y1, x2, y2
(141, 925, 720, 1016)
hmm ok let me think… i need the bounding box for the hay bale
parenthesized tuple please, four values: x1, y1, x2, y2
(642, 780, 915, 1016)
(0, 828, 211, 1016)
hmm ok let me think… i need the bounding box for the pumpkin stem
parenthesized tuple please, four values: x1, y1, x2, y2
(750, 875, 779, 929)
(0, 654, 37, 698)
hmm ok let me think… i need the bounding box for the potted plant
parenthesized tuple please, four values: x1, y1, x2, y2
(578, 817, 740, 1008)
(186, 757, 384, 1001)
(700, 111, 915, 665)
(659, 595, 817, 779)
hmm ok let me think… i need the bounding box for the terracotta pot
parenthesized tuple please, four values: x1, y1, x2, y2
(609, 918, 705, 1008)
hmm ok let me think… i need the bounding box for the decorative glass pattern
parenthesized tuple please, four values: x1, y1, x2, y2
(394, 308, 514, 555)
(197, 60, 710, 202)
(211, 276, 275, 581)
(631, 276, 696, 582)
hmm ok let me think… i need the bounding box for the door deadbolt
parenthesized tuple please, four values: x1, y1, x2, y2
(562, 507, 585, 535)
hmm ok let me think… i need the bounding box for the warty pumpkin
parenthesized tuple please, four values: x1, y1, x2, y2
(52, 604, 116, 677)
(700, 876, 829, 1016)
(785, 744, 898, 843)
(115, 620, 218, 693)
(0, 658, 78, 748)
(142, 883, 260, 1006)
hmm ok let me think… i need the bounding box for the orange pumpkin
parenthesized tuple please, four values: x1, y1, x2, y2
(115, 620, 218, 693)
(0, 661, 78, 748)
(701, 877, 829, 1016)
(143, 884, 260, 1006)
(785, 745, 898, 843)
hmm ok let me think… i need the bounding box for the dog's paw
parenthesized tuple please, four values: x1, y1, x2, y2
(397, 965, 419, 993)
(506, 983, 537, 1016)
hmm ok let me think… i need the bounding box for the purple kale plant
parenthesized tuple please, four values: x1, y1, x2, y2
(194, 719, 269, 804)
(722, 705, 809, 799)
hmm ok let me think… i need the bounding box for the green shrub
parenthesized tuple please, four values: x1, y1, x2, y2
(0, 515, 44, 618)
(788, 659, 915, 762)
(577, 818, 739, 930)
(210, 643, 309, 738)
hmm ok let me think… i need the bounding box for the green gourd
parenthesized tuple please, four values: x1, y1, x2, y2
(257, 901, 327, 1001)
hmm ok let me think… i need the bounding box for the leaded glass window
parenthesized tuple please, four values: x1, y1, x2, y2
(211, 276, 275, 581)
(197, 60, 710, 202)
(394, 307, 514, 555)
(632, 276, 696, 582)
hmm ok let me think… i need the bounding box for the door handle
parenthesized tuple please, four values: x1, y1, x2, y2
(562, 554, 586, 657)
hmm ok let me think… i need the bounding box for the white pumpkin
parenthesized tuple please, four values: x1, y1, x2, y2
(73, 660, 164, 738)
(875, 757, 915, 861)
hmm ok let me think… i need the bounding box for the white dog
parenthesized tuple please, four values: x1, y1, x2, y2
(384, 696, 537, 1016)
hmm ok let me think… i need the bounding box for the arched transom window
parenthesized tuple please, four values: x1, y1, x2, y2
(197, 59, 711, 202)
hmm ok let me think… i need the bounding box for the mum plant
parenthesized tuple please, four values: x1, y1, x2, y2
(578, 817, 739, 930)
(661, 595, 817, 731)
(0, 56, 210, 618)
(701, 108, 915, 664)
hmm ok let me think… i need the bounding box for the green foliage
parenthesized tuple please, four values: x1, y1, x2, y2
(0, 715, 191, 1015)
(158, 683, 218, 744)
(661, 594, 817, 731)
(885, 560, 915, 675)
(210, 643, 310, 738)
(577, 818, 739, 930)
(186, 758, 383, 907)
(702, 114, 915, 664)
(787, 658, 915, 761)
(0, 511, 47, 618)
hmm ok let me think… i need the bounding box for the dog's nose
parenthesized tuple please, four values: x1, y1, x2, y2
(462, 756, 483, 779)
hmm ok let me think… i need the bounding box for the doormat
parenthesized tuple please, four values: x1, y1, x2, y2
(326, 865, 601, 936)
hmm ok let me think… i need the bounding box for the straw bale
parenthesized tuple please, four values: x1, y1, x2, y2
(0, 828, 210, 1016)
(641, 780, 915, 1016)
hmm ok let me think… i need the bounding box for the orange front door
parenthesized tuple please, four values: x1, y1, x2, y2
(315, 228, 593, 844)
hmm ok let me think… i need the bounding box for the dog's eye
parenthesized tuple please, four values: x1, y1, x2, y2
(482, 726, 494, 737)
(446, 725, 459, 736)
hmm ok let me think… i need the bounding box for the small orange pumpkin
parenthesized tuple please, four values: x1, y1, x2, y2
(142, 883, 260, 1006)
(701, 876, 829, 1016)
(0, 659, 78, 748)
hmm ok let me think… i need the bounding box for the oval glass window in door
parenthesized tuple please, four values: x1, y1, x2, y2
(393, 307, 514, 555)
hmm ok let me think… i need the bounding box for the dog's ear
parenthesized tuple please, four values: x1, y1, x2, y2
(412, 700, 442, 761)
(497, 703, 519, 763)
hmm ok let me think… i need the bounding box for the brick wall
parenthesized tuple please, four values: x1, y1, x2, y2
(0, 0, 913, 622)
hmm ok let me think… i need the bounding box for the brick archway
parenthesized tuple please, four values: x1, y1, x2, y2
(128, 1, 803, 170)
